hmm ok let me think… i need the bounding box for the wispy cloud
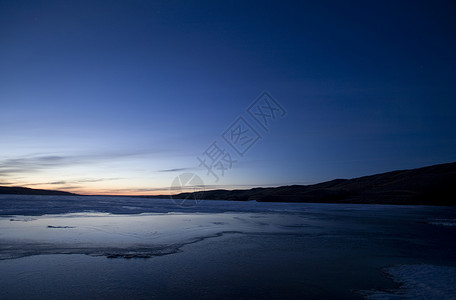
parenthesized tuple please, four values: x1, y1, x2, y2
(74, 178, 122, 183)
(56, 186, 83, 190)
(25, 178, 122, 186)
(0, 152, 146, 177)
(85, 187, 172, 195)
(48, 181, 67, 185)
(25, 181, 68, 186)
(156, 168, 192, 173)
(0, 155, 79, 177)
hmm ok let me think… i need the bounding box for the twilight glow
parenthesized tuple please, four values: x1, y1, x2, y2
(1, 1, 455, 195)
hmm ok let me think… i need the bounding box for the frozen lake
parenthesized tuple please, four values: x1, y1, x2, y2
(1, 195, 456, 299)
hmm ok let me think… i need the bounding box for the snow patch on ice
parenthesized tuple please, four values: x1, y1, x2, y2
(9, 217, 36, 222)
(428, 218, 456, 227)
(361, 264, 456, 299)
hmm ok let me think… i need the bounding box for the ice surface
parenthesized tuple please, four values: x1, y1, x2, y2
(0, 210, 322, 260)
(1, 194, 456, 261)
(361, 264, 456, 299)
(1, 195, 456, 299)
(0, 194, 440, 216)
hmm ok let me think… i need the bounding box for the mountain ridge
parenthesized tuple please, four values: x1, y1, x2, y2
(1, 162, 455, 205)
(0, 186, 77, 196)
(166, 162, 456, 205)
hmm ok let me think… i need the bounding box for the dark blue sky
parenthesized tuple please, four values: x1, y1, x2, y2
(1, 0, 455, 194)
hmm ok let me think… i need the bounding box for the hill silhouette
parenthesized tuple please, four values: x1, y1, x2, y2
(0, 186, 77, 196)
(168, 162, 456, 205)
(1, 162, 455, 205)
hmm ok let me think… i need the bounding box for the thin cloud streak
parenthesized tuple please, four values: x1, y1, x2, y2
(24, 178, 122, 186)
(83, 187, 173, 196)
(0, 151, 159, 177)
(156, 168, 193, 173)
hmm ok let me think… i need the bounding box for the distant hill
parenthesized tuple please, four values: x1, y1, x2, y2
(168, 162, 456, 205)
(2, 162, 455, 205)
(0, 186, 77, 196)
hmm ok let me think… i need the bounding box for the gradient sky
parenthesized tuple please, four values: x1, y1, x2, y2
(1, 0, 455, 195)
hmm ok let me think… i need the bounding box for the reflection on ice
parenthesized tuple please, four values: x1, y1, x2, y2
(0, 212, 316, 260)
(428, 218, 456, 227)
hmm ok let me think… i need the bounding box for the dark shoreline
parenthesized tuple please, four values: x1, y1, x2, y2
(1, 161, 455, 206)
(153, 161, 456, 206)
